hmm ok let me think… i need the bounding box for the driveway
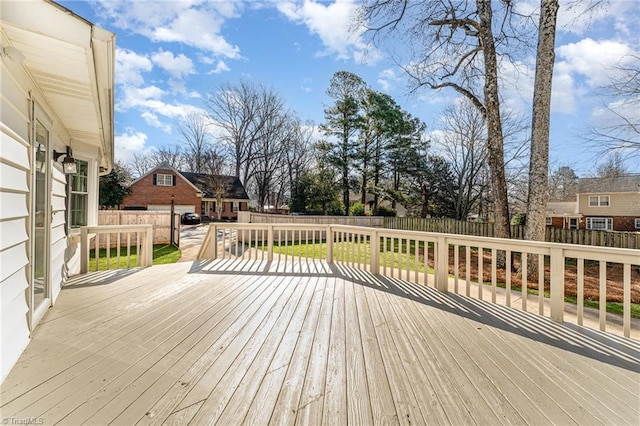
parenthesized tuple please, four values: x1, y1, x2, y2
(178, 223, 209, 262)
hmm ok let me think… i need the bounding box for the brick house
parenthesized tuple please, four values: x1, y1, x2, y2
(122, 163, 250, 220)
(546, 175, 640, 231)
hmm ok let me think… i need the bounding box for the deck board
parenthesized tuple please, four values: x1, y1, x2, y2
(1, 260, 638, 425)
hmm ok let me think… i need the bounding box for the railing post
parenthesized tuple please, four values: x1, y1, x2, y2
(80, 226, 88, 273)
(436, 236, 448, 292)
(369, 229, 379, 274)
(144, 225, 153, 266)
(550, 247, 565, 323)
(326, 225, 333, 263)
(267, 225, 273, 262)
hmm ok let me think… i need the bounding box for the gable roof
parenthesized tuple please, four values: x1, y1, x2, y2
(577, 175, 640, 194)
(180, 172, 250, 200)
(130, 162, 204, 195)
(546, 201, 578, 216)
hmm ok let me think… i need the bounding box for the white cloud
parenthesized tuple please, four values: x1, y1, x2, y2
(116, 48, 153, 86)
(114, 129, 149, 163)
(151, 50, 195, 79)
(141, 111, 172, 133)
(208, 60, 231, 75)
(95, 0, 241, 58)
(377, 68, 402, 92)
(277, 0, 378, 63)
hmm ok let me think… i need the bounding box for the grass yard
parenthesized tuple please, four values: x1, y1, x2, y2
(89, 244, 181, 270)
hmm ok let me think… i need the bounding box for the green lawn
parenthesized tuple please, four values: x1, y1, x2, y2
(89, 244, 181, 270)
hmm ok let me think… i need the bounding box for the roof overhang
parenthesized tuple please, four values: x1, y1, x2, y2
(1, 0, 115, 173)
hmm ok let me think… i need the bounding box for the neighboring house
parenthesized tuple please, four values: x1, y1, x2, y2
(1, 1, 114, 382)
(546, 175, 640, 231)
(545, 201, 582, 230)
(122, 164, 250, 220)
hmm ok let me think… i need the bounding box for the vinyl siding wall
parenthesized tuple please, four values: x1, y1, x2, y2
(1, 48, 94, 382)
(578, 192, 640, 216)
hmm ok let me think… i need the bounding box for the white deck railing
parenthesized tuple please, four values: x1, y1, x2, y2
(198, 223, 639, 338)
(80, 224, 153, 273)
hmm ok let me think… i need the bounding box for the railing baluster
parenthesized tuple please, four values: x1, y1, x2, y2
(94, 233, 100, 271)
(506, 250, 512, 307)
(577, 258, 584, 326)
(623, 263, 631, 337)
(538, 254, 545, 315)
(465, 245, 470, 296)
(491, 248, 497, 303)
(522, 253, 528, 311)
(414, 238, 419, 283)
(126, 233, 131, 269)
(136, 232, 141, 267)
(599, 260, 606, 331)
(106, 233, 111, 270)
(454, 244, 459, 293)
(478, 247, 483, 300)
(116, 233, 121, 269)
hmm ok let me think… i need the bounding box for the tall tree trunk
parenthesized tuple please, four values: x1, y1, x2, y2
(525, 0, 558, 242)
(524, 0, 559, 279)
(477, 0, 510, 240)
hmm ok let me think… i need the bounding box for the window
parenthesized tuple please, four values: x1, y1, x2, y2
(232, 202, 239, 212)
(545, 217, 552, 226)
(69, 160, 88, 228)
(586, 217, 612, 230)
(635, 218, 640, 229)
(588, 195, 610, 207)
(155, 173, 173, 186)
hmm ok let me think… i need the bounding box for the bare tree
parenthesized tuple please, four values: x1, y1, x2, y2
(177, 112, 211, 174)
(128, 152, 153, 178)
(548, 165, 578, 201)
(436, 100, 488, 220)
(357, 0, 535, 238)
(206, 81, 287, 186)
(143, 144, 185, 171)
(595, 152, 628, 178)
(588, 53, 640, 162)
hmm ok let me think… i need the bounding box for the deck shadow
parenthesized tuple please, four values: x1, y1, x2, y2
(194, 258, 640, 373)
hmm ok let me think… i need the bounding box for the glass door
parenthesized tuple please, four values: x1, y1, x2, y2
(32, 118, 50, 325)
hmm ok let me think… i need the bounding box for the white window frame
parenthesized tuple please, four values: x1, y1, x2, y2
(232, 201, 239, 212)
(635, 218, 640, 229)
(588, 195, 610, 207)
(69, 159, 89, 229)
(156, 173, 173, 186)
(545, 217, 552, 226)
(586, 217, 613, 230)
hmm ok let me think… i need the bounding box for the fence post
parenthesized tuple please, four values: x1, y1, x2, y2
(369, 229, 379, 274)
(550, 247, 565, 323)
(327, 225, 333, 263)
(436, 236, 448, 292)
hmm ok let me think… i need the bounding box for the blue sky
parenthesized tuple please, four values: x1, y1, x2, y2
(59, 0, 640, 176)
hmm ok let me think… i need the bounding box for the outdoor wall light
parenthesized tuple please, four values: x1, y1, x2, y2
(53, 146, 78, 174)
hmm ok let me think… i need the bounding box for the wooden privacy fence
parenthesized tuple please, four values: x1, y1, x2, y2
(246, 212, 384, 227)
(384, 217, 640, 250)
(97, 210, 180, 246)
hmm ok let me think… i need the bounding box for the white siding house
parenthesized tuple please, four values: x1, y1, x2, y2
(0, 0, 114, 382)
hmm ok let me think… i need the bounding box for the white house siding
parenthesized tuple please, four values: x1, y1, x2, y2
(0, 59, 31, 382)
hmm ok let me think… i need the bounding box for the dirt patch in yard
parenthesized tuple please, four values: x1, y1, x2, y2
(429, 247, 640, 303)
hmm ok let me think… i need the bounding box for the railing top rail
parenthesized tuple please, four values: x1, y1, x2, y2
(217, 222, 640, 264)
(80, 224, 153, 232)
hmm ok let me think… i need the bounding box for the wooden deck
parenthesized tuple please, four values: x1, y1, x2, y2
(1, 260, 639, 425)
